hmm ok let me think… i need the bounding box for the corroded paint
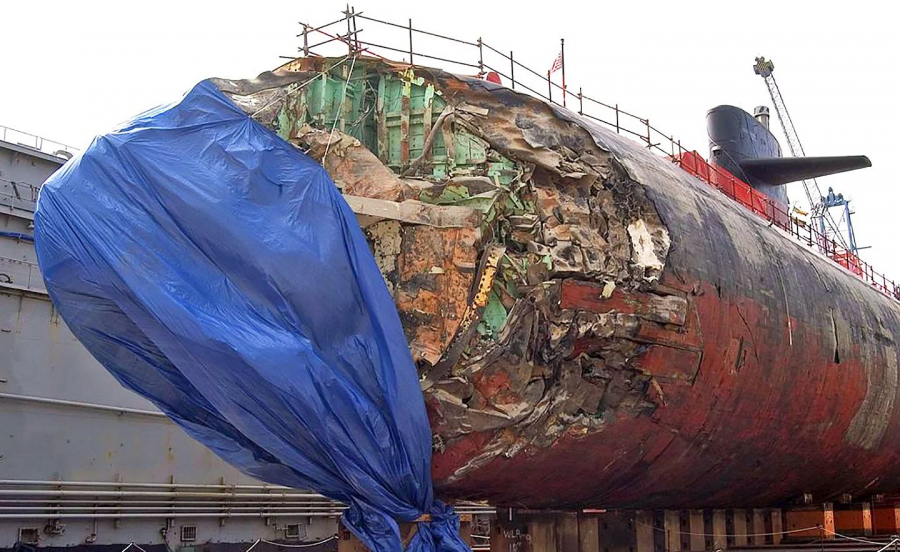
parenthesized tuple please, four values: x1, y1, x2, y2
(220, 57, 900, 511)
(395, 225, 479, 365)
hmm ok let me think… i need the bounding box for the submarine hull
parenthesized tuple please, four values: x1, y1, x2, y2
(224, 57, 900, 510)
(431, 104, 900, 509)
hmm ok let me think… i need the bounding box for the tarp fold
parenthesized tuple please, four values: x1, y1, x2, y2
(35, 80, 468, 552)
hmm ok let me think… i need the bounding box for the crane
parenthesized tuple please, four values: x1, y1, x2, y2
(753, 56, 852, 252)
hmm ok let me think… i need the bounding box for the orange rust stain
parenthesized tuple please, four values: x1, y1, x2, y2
(396, 225, 478, 364)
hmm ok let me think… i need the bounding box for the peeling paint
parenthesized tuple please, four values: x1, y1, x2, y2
(627, 219, 669, 282)
(846, 347, 899, 450)
(216, 57, 900, 511)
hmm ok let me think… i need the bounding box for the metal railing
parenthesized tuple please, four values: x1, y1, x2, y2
(293, 9, 686, 158)
(678, 151, 899, 299)
(0, 479, 495, 520)
(291, 8, 898, 301)
(0, 124, 78, 158)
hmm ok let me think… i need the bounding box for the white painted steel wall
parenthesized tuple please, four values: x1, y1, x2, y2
(0, 141, 340, 549)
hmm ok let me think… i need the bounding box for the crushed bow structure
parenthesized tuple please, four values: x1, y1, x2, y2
(215, 54, 900, 509)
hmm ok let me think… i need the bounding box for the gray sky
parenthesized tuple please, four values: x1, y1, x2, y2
(3, 0, 898, 279)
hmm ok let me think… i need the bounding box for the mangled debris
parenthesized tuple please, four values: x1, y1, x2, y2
(215, 56, 682, 484)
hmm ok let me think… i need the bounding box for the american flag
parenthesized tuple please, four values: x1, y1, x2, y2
(550, 51, 563, 74)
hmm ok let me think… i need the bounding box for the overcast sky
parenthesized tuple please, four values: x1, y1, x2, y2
(3, 0, 897, 278)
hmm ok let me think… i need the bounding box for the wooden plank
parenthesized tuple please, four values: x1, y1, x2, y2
(771, 508, 785, 543)
(529, 518, 557, 552)
(663, 510, 681, 552)
(490, 520, 512, 552)
(557, 513, 580, 552)
(752, 508, 767, 545)
(635, 511, 655, 552)
(732, 509, 749, 547)
(597, 512, 635, 552)
(873, 505, 900, 535)
(578, 515, 600, 552)
(711, 510, 727, 550)
(344, 195, 482, 228)
(785, 504, 834, 540)
(688, 510, 704, 552)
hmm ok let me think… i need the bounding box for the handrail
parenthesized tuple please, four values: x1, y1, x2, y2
(292, 8, 897, 302)
(0, 124, 78, 157)
(678, 151, 899, 298)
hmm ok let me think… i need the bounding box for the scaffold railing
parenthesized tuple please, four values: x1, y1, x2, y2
(288, 8, 898, 301)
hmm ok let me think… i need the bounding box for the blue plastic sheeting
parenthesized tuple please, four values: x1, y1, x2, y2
(34, 81, 469, 552)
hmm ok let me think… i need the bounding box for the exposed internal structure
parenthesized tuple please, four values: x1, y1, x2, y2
(216, 56, 677, 485)
(215, 56, 900, 511)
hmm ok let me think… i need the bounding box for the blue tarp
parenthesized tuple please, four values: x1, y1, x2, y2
(34, 81, 468, 552)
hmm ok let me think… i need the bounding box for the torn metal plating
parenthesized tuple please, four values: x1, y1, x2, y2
(207, 50, 900, 513)
(215, 55, 678, 489)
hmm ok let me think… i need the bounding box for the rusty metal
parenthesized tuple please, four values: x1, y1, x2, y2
(408, 18, 414, 64)
(354, 40, 481, 69)
(350, 6, 360, 52)
(306, 32, 361, 52)
(223, 54, 900, 513)
(302, 23, 309, 56)
(477, 38, 483, 75)
(402, 107, 455, 176)
(345, 5, 353, 56)
(428, 243, 506, 382)
(298, 14, 355, 37)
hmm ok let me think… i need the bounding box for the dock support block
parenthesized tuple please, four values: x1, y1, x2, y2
(784, 503, 835, 540)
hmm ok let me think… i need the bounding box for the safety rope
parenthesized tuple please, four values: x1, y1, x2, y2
(120, 543, 149, 552)
(823, 528, 899, 547)
(635, 519, 822, 538)
(244, 535, 338, 552)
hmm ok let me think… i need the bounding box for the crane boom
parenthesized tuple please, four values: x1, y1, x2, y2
(753, 57, 849, 250)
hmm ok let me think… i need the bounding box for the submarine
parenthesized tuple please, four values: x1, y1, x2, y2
(208, 56, 895, 509)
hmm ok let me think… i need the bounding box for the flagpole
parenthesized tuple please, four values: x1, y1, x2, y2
(560, 38, 566, 108)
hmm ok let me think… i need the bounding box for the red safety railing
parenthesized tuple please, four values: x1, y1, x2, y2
(290, 9, 899, 302)
(677, 152, 897, 298)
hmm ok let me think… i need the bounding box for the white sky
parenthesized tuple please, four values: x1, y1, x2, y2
(3, 0, 898, 278)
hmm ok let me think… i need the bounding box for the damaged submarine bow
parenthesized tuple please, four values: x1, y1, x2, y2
(213, 55, 898, 510)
